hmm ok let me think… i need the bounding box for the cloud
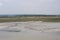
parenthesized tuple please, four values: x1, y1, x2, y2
(0, 0, 60, 15)
(0, 2, 3, 6)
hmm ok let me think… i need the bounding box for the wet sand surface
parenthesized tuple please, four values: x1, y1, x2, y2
(0, 21, 60, 40)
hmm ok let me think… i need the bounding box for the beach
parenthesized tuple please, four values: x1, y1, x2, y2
(0, 21, 60, 40)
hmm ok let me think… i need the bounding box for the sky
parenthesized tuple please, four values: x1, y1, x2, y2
(0, 0, 60, 15)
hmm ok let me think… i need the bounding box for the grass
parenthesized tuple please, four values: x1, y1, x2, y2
(40, 18, 60, 22)
(0, 17, 60, 22)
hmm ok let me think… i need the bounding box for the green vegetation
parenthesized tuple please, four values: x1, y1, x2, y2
(0, 17, 60, 22)
(0, 15, 60, 22)
(40, 17, 60, 22)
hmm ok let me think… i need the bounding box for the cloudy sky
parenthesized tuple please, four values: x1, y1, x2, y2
(0, 0, 60, 15)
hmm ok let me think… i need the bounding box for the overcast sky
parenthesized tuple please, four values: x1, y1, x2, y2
(0, 0, 60, 15)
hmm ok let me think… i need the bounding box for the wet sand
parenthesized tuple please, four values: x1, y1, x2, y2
(0, 21, 60, 40)
(0, 32, 60, 40)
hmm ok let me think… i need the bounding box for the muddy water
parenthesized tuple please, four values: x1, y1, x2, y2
(0, 22, 60, 40)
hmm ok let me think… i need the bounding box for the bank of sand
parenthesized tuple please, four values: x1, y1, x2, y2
(0, 21, 60, 40)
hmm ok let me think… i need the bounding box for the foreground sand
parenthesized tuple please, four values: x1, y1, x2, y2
(0, 21, 60, 40)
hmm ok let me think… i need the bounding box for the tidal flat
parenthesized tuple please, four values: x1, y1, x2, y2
(0, 21, 60, 40)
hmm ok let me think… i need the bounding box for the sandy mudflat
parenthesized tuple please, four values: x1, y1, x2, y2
(0, 21, 60, 40)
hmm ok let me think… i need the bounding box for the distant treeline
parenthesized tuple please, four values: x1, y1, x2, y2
(0, 15, 60, 18)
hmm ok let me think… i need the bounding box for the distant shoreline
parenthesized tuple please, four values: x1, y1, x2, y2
(0, 17, 60, 22)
